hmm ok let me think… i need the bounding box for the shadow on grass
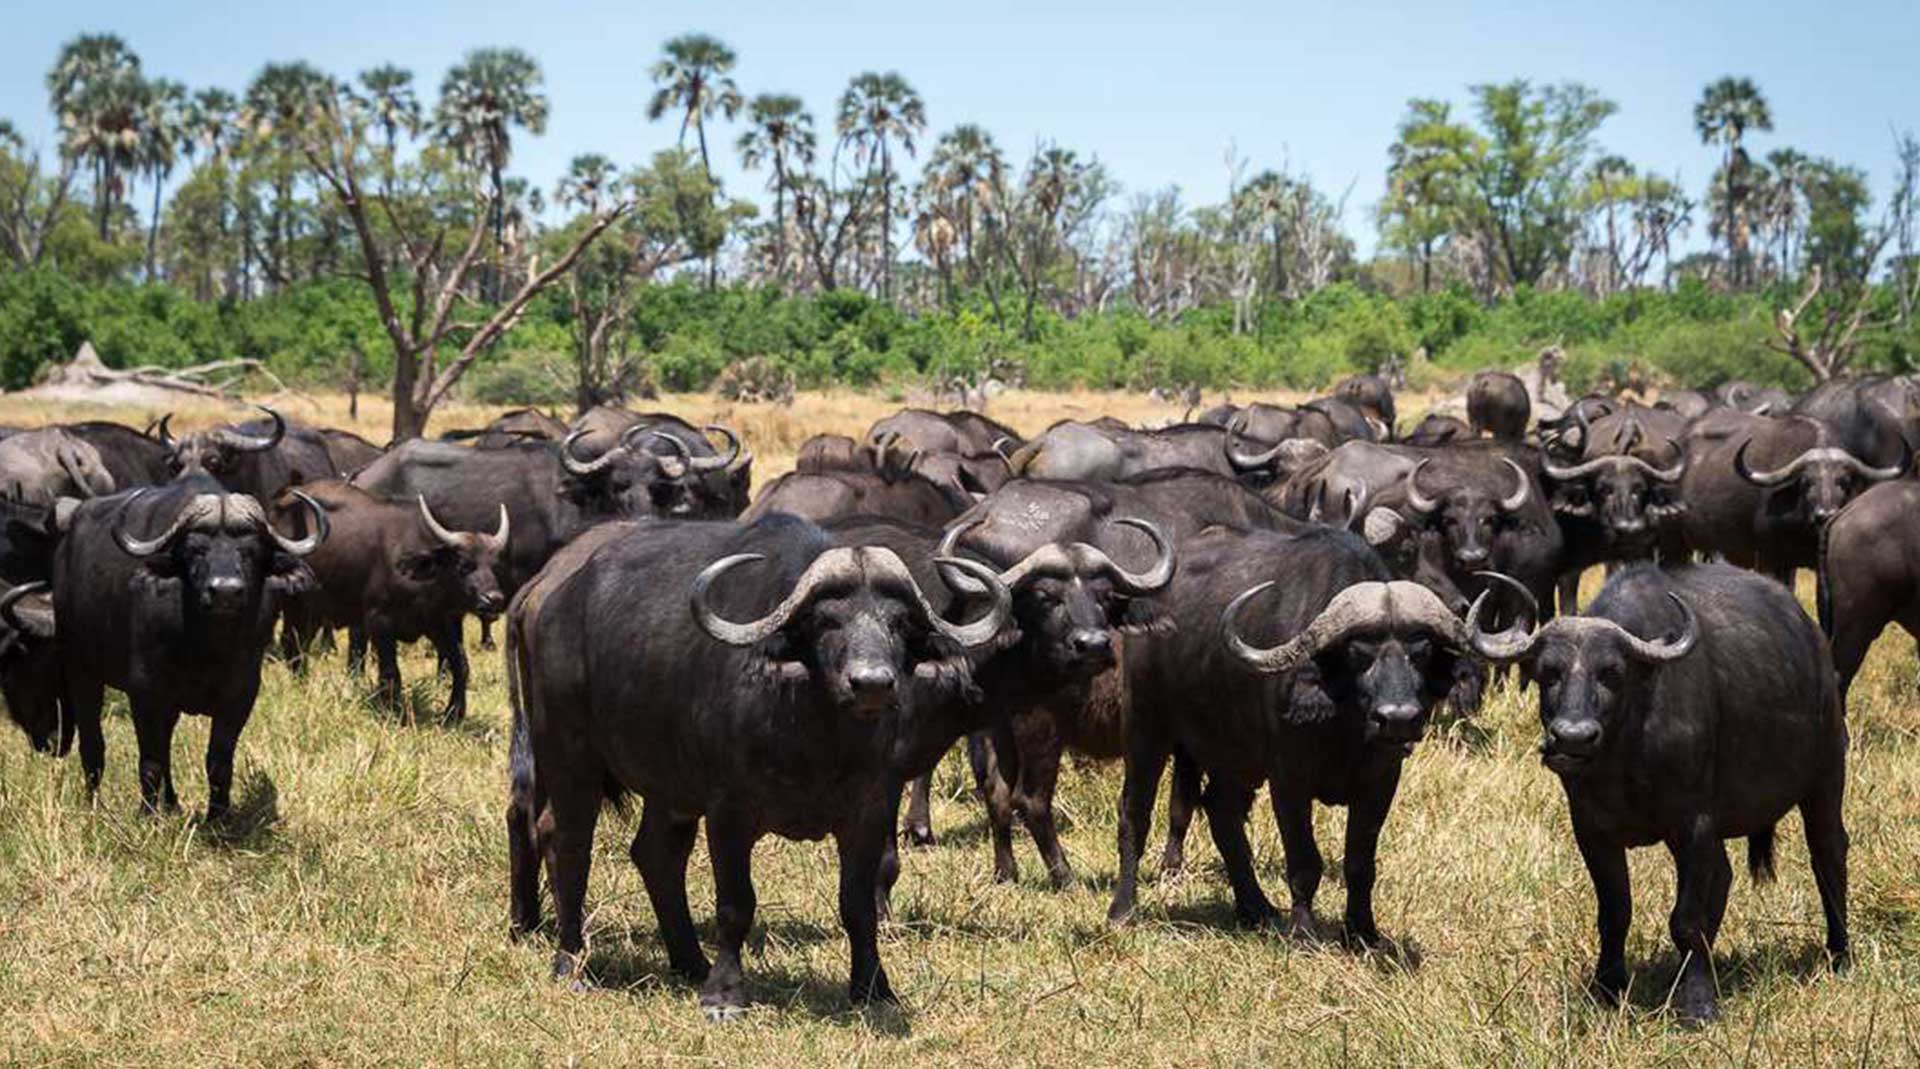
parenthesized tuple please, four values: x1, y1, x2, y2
(1616, 938, 1843, 1017)
(575, 937, 912, 1033)
(197, 769, 281, 848)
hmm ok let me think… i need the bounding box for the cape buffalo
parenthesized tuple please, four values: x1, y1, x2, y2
(566, 407, 752, 517)
(1404, 413, 1472, 448)
(59, 420, 171, 489)
(442, 407, 569, 448)
(1468, 564, 1847, 1024)
(866, 407, 1023, 457)
(54, 477, 325, 816)
(505, 514, 1013, 1017)
(1333, 374, 1398, 436)
(273, 481, 509, 720)
(318, 427, 384, 475)
(1542, 405, 1689, 563)
(1108, 525, 1471, 940)
(1012, 420, 1238, 481)
(1820, 479, 1920, 696)
(158, 407, 338, 501)
(1467, 370, 1531, 441)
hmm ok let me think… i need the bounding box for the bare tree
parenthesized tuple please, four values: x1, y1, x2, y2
(0, 132, 76, 268)
(1767, 264, 1884, 382)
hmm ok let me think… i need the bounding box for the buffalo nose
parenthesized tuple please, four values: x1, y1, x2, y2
(1068, 629, 1112, 657)
(1374, 701, 1421, 725)
(207, 576, 244, 597)
(848, 665, 896, 694)
(476, 592, 505, 614)
(1456, 548, 1489, 564)
(1549, 718, 1601, 750)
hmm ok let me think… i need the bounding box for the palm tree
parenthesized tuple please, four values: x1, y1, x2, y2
(923, 124, 1003, 283)
(1694, 77, 1773, 285)
(358, 64, 420, 160)
(244, 61, 330, 290)
(837, 71, 926, 299)
(138, 77, 186, 279)
(1764, 147, 1810, 279)
(434, 47, 550, 302)
(737, 93, 814, 286)
(1585, 154, 1635, 292)
(556, 153, 617, 214)
(647, 34, 743, 287)
(47, 33, 145, 241)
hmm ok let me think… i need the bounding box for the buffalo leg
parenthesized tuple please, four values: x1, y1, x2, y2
(967, 732, 1020, 884)
(540, 781, 601, 986)
(1160, 748, 1202, 876)
(1107, 730, 1171, 926)
(1341, 764, 1404, 947)
(1666, 823, 1730, 1024)
(129, 699, 181, 815)
(67, 682, 107, 794)
(1270, 789, 1324, 939)
(373, 637, 404, 715)
(836, 808, 897, 1005)
(1826, 609, 1884, 701)
(1572, 810, 1632, 1004)
(204, 705, 252, 821)
(1802, 781, 1851, 971)
(902, 772, 936, 847)
(478, 616, 496, 651)
(1205, 780, 1276, 927)
(347, 628, 368, 676)
(506, 774, 545, 938)
(631, 806, 707, 981)
(1014, 724, 1074, 890)
(700, 814, 758, 1020)
(433, 618, 470, 721)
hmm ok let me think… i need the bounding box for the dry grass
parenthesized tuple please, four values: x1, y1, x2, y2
(0, 391, 1916, 1067)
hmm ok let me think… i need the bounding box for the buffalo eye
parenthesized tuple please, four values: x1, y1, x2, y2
(1595, 664, 1623, 690)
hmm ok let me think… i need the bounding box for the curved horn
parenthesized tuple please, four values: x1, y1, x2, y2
(991, 436, 1017, 461)
(1224, 412, 1287, 471)
(900, 551, 1015, 648)
(1543, 455, 1613, 481)
(485, 503, 511, 552)
(1465, 571, 1542, 661)
(688, 424, 743, 472)
(559, 429, 619, 476)
(1615, 593, 1697, 662)
(417, 494, 461, 547)
(0, 581, 53, 638)
(114, 490, 194, 558)
(934, 517, 991, 597)
(1403, 459, 1441, 514)
(690, 549, 862, 647)
(156, 413, 177, 448)
(1733, 438, 1801, 487)
(1093, 518, 1175, 595)
(1223, 580, 1388, 675)
(1840, 437, 1911, 481)
(266, 490, 327, 556)
(217, 405, 286, 453)
(1383, 579, 1474, 647)
(1498, 457, 1531, 512)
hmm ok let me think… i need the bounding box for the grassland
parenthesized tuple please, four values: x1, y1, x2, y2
(0, 389, 1916, 1067)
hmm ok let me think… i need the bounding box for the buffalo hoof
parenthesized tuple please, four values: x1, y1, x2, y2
(1046, 868, 1076, 892)
(1238, 902, 1282, 931)
(550, 950, 589, 992)
(1589, 971, 1627, 1007)
(1675, 997, 1718, 1029)
(1106, 899, 1136, 929)
(849, 971, 896, 1006)
(699, 982, 747, 1023)
(1830, 945, 1852, 974)
(1158, 847, 1186, 879)
(903, 825, 936, 848)
(1286, 909, 1324, 942)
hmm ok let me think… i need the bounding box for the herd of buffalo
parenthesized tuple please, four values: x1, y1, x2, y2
(2, 366, 1916, 1024)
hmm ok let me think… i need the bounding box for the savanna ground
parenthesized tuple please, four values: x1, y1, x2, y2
(1, 388, 1917, 1067)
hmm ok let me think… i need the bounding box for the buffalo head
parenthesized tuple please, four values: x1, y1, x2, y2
(159, 405, 286, 479)
(938, 516, 1176, 679)
(1734, 426, 1909, 526)
(691, 545, 1013, 716)
(1403, 457, 1531, 568)
(1223, 579, 1469, 746)
(1466, 572, 1696, 772)
(405, 495, 511, 618)
(560, 423, 748, 519)
(0, 581, 62, 753)
(114, 489, 326, 620)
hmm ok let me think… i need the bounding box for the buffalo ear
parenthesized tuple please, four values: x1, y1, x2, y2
(1113, 597, 1175, 636)
(267, 555, 316, 596)
(1362, 507, 1403, 547)
(1282, 662, 1341, 725)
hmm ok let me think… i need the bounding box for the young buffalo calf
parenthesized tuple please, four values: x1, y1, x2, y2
(1470, 563, 1848, 1024)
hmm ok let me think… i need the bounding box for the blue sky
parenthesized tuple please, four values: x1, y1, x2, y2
(4, 1, 1916, 256)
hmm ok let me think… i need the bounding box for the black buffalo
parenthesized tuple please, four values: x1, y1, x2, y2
(1108, 525, 1471, 940)
(442, 407, 569, 448)
(866, 407, 1023, 457)
(54, 477, 325, 815)
(274, 481, 509, 720)
(1467, 370, 1531, 441)
(158, 407, 338, 502)
(505, 514, 1012, 1017)
(1013, 420, 1238, 481)
(1820, 479, 1920, 697)
(1469, 565, 1847, 1024)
